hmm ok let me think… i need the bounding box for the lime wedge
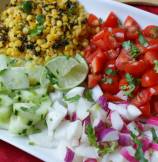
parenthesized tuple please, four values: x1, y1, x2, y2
(46, 56, 79, 77)
(42, 55, 88, 90)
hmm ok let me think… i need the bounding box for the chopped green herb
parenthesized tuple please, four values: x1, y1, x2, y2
(105, 68, 117, 76)
(27, 120, 33, 126)
(64, 95, 80, 103)
(36, 15, 45, 25)
(130, 132, 148, 162)
(86, 124, 98, 147)
(84, 89, 93, 102)
(122, 41, 140, 59)
(28, 141, 35, 145)
(21, 1, 33, 14)
(29, 25, 44, 37)
(151, 128, 158, 143)
(99, 142, 117, 156)
(102, 78, 113, 84)
(154, 60, 158, 73)
(138, 32, 148, 47)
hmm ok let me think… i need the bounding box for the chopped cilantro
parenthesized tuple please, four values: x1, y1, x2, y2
(84, 89, 93, 102)
(36, 15, 45, 25)
(130, 132, 148, 162)
(122, 41, 140, 59)
(29, 25, 44, 37)
(105, 68, 117, 76)
(102, 77, 113, 84)
(99, 142, 117, 155)
(64, 95, 80, 103)
(138, 32, 148, 47)
(151, 128, 158, 143)
(154, 60, 158, 73)
(86, 124, 98, 147)
(21, 1, 32, 14)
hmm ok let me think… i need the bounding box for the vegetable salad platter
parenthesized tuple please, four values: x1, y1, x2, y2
(1, 0, 158, 162)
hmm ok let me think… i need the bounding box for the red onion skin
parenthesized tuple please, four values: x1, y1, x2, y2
(120, 148, 139, 162)
(147, 117, 158, 127)
(82, 115, 91, 126)
(151, 143, 158, 151)
(64, 147, 75, 162)
(141, 138, 151, 152)
(71, 112, 77, 121)
(97, 96, 108, 112)
(119, 133, 133, 146)
(84, 158, 97, 162)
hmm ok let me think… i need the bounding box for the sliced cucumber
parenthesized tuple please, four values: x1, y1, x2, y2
(0, 55, 9, 71)
(2, 67, 29, 90)
(0, 107, 12, 123)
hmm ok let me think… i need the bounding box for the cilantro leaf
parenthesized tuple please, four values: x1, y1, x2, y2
(84, 89, 93, 102)
(130, 132, 148, 162)
(154, 60, 158, 73)
(138, 32, 148, 47)
(36, 15, 45, 25)
(86, 125, 98, 147)
(151, 128, 158, 143)
(99, 142, 117, 155)
(105, 68, 117, 76)
(21, 1, 33, 14)
(29, 25, 44, 37)
(122, 41, 140, 59)
(102, 77, 113, 84)
(64, 95, 80, 103)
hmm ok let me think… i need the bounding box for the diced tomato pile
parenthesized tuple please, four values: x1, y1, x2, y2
(84, 12, 158, 118)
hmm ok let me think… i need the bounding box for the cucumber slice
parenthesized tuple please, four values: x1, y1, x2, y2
(13, 103, 40, 125)
(0, 95, 13, 107)
(0, 107, 12, 123)
(2, 67, 29, 90)
(0, 55, 9, 71)
(25, 62, 44, 85)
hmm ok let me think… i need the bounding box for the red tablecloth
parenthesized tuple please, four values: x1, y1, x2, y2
(0, 4, 158, 162)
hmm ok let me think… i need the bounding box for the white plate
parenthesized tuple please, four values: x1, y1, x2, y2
(0, 0, 158, 162)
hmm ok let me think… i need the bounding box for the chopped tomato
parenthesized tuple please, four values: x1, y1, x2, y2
(105, 60, 116, 70)
(124, 60, 147, 76)
(150, 96, 158, 114)
(112, 28, 126, 42)
(88, 74, 101, 88)
(88, 14, 99, 26)
(139, 103, 151, 118)
(107, 49, 119, 60)
(115, 49, 131, 71)
(104, 93, 123, 102)
(124, 16, 140, 40)
(143, 25, 158, 38)
(100, 75, 119, 94)
(102, 12, 119, 28)
(141, 70, 158, 87)
(131, 89, 151, 107)
(148, 85, 158, 96)
(144, 50, 158, 65)
(119, 78, 128, 89)
(147, 39, 158, 51)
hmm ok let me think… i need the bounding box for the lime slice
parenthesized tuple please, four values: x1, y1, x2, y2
(46, 56, 79, 77)
(42, 55, 88, 90)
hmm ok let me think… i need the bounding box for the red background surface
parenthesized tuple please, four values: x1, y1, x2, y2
(0, 4, 158, 162)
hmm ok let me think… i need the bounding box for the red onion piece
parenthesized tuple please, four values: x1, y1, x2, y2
(97, 128, 119, 142)
(82, 115, 91, 126)
(97, 96, 108, 111)
(119, 133, 133, 146)
(120, 148, 138, 162)
(71, 112, 77, 121)
(64, 147, 75, 162)
(141, 137, 151, 152)
(147, 117, 158, 127)
(151, 143, 158, 151)
(84, 158, 97, 162)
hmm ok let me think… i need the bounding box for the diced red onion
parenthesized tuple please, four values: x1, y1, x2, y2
(97, 128, 119, 142)
(82, 115, 91, 126)
(97, 96, 108, 112)
(141, 137, 151, 152)
(64, 147, 75, 162)
(71, 112, 77, 121)
(120, 148, 138, 162)
(151, 143, 158, 151)
(147, 117, 158, 127)
(119, 133, 133, 146)
(135, 121, 144, 132)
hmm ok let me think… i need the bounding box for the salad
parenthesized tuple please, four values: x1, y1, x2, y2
(0, 2, 158, 162)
